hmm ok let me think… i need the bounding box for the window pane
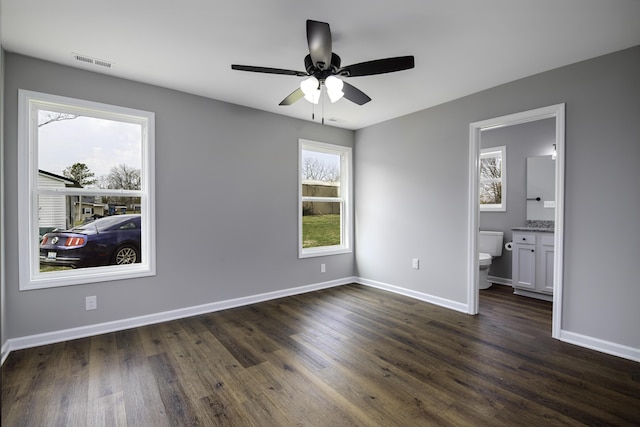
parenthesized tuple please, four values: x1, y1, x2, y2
(301, 149, 341, 196)
(480, 156, 501, 180)
(38, 194, 142, 272)
(38, 110, 142, 190)
(302, 202, 341, 248)
(480, 182, 502, 205)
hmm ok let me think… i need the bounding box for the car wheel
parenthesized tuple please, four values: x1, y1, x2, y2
(112, 245, 139, 265)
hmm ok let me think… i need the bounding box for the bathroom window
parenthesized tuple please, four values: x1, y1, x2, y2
(480, 146, 506, 211)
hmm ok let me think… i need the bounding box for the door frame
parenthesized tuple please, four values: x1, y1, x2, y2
(467, 104, 565, 339)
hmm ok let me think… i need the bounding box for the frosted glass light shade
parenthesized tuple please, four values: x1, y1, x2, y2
(300, 76, 319, 95)
(300, 76, 320, 104)
(325, 76, 344, 103)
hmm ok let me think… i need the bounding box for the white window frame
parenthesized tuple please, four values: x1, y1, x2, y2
(18, 89, 156, 290)
(299, 139, 352, 258)
(480, 145, 506, 212)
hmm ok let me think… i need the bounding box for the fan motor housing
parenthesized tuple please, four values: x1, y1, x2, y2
(305, 53, 342, 79)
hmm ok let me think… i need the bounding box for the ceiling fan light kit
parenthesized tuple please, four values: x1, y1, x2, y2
(231, 19, 415, 110)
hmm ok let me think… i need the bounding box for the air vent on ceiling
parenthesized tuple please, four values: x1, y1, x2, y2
(72, 53, 113, 69)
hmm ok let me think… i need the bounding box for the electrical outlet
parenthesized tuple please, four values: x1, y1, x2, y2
(321, 263, 326, 273)
(86, 296, 97, 311)
(412, 258, 420, 270)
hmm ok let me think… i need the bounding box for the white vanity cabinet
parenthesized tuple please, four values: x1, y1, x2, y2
(512, 231, 554, 301)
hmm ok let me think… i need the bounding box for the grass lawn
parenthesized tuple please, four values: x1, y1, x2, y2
(40, 265, 73, 273)
(302, 214, 341, 248)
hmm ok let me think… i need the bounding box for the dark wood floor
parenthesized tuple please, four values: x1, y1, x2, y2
(2, 284, 639, 426)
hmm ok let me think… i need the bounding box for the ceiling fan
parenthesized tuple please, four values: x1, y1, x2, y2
(231, 20, 415, 106)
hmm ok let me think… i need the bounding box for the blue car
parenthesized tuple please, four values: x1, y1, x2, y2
(40, 214, 141, 268)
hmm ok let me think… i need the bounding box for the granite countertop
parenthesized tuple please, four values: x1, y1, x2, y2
(512, 220, 555, 233)
(511, 226, 554, 233)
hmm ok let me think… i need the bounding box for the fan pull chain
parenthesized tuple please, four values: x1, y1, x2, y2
(321, 89, 325, 124)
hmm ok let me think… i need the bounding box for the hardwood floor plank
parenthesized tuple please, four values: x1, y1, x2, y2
(116, 329, 170, 427)
(87, 392, 127, 427)
(2, 283, 639, 426)
(148, 352, 202, 426)
(177, 316, 294, 425)
(47, 338, 91, 426)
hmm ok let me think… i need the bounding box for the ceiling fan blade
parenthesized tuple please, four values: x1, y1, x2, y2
(342, 81, 371, 105)
(339, 56, 415, 77)
(306, 20, 332, 70)
(279, 88, 305, 106)
(232, 64, 307, 77)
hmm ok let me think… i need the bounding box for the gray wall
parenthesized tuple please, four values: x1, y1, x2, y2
(3, 53, 355, 339)
(480, 118, 556, 279)
(355, 46, 640, 349)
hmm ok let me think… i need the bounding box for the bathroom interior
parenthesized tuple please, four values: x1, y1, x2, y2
(478, 117, 557, 306)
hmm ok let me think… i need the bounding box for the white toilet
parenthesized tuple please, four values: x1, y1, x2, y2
(478, 231, 504, 289)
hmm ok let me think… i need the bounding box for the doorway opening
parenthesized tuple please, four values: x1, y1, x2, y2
(467, 104, 565, 339)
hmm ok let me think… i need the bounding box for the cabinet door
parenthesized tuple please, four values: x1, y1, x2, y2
(513, 244, 536, 290)
(540, 242, 555, 293)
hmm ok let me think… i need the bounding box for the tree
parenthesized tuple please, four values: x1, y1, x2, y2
(102, 164, 141, 190)
(63, 162, 97, 187)
(480, 157, 502, 204)
(99, 164, 141, 210)
(301, 157, 340, 182)
(38, 112, 78, 127)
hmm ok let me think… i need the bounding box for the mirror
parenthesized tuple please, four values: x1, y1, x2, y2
(526, 155, 555, 221)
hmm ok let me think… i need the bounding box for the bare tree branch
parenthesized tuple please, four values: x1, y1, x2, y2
(302, 158, 340, 182)
(38, 112, 78, 127)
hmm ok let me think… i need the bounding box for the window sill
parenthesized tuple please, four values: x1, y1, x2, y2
(21, 264, 155, 291)
(299, 246, 352, 259)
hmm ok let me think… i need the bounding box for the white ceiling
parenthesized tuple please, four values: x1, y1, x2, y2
(2, 0, 640, 130)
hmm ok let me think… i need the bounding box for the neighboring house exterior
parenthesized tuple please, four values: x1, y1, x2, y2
(73, 200, 107, 222)
(37, 170, 79, 234)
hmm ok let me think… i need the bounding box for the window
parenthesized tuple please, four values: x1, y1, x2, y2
(299, 139, 352, 258)
(480, 145, 506, 211)
(18, 90, 155, 290)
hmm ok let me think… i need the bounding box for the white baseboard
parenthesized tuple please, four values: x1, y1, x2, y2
(4, 277, 356, 357)
(1, 340, 9, 366)
(357, 277, 469, 313)
(3, 276, 638, 366)
(487, 275, 511, 286)
(558, 329, 640, 363)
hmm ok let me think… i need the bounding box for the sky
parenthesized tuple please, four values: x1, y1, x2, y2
(38, 112, 142, 180)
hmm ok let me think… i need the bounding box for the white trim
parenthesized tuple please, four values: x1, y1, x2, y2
(513, 288, 553, 302)
(358, 277, 469, 313)
(551, 105, 565, 340)
(468, 104, 565, 338)
(298, 139, 353, 258)
(3, 277, 355, 356)
(0, 341, 9, 367)
(467, 127, 480, 314)
(559, 330, 640, 363)
(486, 275, 512, 286)
(479, 145, 507, 212)
(17, 89, 156, 290)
